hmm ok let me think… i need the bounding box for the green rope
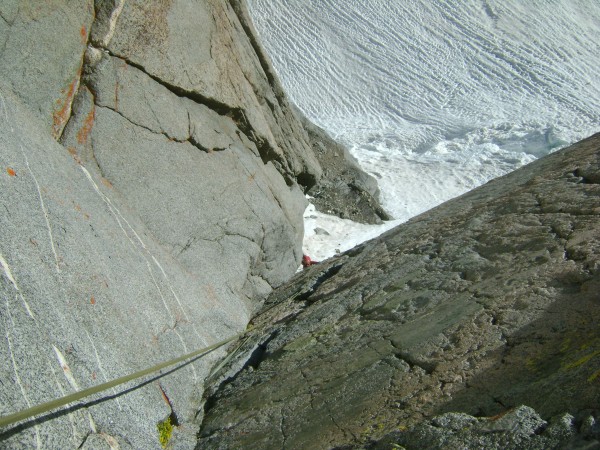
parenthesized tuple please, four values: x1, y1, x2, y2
(0, 284, 304, 429)
(0, 332, 243, 429)
(207, 334, 253, 382)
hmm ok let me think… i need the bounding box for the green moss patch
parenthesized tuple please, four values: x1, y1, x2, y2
(157, 416, 174, 448)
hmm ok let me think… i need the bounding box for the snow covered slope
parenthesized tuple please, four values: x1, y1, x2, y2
(248, 0, 600, 222)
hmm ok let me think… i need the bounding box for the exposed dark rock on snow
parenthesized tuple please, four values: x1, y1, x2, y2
(293, 105, 391, 224)
(198, 134, 600, 449)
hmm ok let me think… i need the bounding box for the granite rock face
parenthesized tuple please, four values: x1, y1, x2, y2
(199, 134, 600, 449)
(0, 1, 376, 448)
(1, 85, 237, 449)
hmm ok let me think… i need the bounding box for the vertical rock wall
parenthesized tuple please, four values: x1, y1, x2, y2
(0, 0, 327, 447)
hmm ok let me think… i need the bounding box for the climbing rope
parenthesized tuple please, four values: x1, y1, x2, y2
(0, 332, 244, 429)
(0, 286, 306, 430)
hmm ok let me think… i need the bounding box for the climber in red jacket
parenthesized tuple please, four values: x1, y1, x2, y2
(302, 254, 318, 267)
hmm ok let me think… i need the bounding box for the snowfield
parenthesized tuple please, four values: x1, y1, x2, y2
(248, 0, 600, 261)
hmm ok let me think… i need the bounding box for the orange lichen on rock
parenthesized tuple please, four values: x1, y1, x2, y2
(67, 146, 83, 165)
(6, 167, 16, 177)
(77, 106, 95, 144)
(80, 25, 87, 44)
(52, 69, 81, 139)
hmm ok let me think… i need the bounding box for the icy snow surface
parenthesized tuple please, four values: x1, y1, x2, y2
(247, 0, 600, 261)
(303, 202, 402, 262)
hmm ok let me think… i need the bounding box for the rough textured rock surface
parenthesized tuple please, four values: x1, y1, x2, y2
(199, 134, 600, 449)
(0, 1, 95, 139)
(0, 1, 382, 448)
(371, 406, 600, 450)
(293, 105, 391, 224)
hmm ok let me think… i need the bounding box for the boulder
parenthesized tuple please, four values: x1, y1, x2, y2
(372, 406, 600, 450)
(198, 133, 600, 449)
